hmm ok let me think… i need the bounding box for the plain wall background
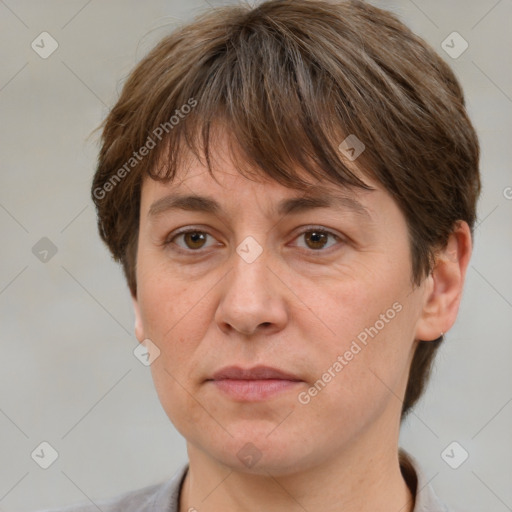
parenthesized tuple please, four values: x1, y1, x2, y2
(0, 1, 511, 511)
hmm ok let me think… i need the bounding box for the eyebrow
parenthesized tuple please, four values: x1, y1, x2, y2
(147, 191, 372, 220)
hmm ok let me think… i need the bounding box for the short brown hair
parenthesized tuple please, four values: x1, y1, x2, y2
(91, 0, 480, 418)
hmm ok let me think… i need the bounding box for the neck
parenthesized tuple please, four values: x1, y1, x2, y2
(178, 429, 414, 512)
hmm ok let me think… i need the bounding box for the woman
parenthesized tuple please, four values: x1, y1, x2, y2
(42, 1, 480, 510)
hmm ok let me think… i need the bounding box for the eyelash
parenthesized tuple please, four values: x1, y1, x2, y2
(164, 226, 344, 255)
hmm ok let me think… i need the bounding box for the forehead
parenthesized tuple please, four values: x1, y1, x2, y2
(140, 128, 382, 220)
(140, 164, 384, 233)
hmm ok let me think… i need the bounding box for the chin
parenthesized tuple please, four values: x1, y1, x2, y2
(200, 427, 321, 476)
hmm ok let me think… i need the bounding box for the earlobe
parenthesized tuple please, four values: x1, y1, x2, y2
(131, 294, 145, 343)
(415, 221, 472, 341)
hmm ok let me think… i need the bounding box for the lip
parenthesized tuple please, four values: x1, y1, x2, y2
(211, 365, 302, 381)
(207, 365, 303, 401)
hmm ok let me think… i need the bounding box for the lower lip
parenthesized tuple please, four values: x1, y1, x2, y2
(210, 379, 301, 401)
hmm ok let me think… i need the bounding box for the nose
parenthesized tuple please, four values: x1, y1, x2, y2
(214, 248, 289, 337)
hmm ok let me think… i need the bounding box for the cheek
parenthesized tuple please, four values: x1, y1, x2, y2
(149, 360, 209, 441)
(137, 255, 208, 336)
(138, 271, 215, 434)
(300, 261, 408, 349)
(296, 258, 418, 405)
(135, 265, 215, 380)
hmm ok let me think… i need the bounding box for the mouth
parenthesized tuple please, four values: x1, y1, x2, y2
(206, 365, 303, 401)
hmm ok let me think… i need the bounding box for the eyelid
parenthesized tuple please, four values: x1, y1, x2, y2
(290, 225, 343, 239)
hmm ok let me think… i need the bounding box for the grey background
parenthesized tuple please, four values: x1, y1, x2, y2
(0, 1, 511, 511)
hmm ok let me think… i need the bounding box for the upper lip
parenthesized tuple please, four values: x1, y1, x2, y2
(210, 365, 302, 381)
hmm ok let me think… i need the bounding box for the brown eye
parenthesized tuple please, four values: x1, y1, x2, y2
(170, 230, 215, 251)
(304, 231, 329, 250)
(293, 228, 341, 252)
(183, 232, 207, 249)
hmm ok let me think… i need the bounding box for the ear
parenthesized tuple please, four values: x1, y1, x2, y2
(415, 221, 473, 341)
(131, 293, 145, 343)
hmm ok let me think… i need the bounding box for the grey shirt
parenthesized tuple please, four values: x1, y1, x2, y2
(37, 451, 450, 512)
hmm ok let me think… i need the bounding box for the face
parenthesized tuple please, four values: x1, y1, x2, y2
(132, 137, 432, 475)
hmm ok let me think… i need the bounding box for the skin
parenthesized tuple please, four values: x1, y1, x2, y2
(131, 133, 472, 512)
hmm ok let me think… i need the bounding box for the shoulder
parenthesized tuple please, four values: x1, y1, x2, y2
(33, 465, 188, 512)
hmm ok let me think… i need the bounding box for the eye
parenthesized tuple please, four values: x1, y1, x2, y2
(164, 226, 343, 254)
(167, 229, 218, 252)
(291, 227, 342, 251)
